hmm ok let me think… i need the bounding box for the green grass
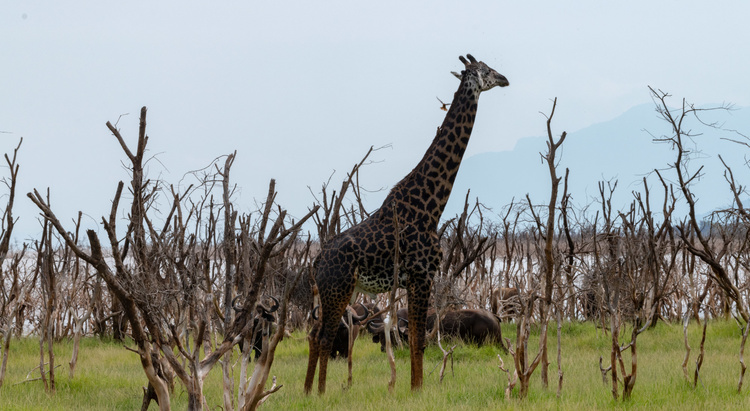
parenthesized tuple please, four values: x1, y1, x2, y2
(2, 320, 750, 410)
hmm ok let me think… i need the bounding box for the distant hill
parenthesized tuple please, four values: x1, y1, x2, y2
(446, 103, 750, 220)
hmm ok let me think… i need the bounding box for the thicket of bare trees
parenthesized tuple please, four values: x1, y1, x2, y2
(26, 108, 319, 411)
(1, 89, 749, 407)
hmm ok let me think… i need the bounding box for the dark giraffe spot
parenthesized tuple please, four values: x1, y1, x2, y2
(446, 158, 459, 171)
(437, 186, 450, 199)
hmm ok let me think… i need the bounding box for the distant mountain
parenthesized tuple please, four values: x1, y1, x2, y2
(446, 104, 750, 220)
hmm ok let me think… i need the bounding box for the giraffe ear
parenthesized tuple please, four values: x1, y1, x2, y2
(451, 71, 462, 80)
(466, 54, 477, 64)
(458, 55, 469, 66)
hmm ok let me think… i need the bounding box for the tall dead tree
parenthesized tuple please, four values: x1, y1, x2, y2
(37, 216, 57, 394)
(220, 152, 238, 411)
(29, 107, 174, 410)
(524, 97, 566, 390)
(0, 138, 23, 390)
(649, 87, 749, 323)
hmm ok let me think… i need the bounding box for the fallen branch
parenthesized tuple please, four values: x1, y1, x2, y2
(598, 356, 611, 385)
(13, 364, 61, 386)
(498, 351, 517, 399)
(436, 327, 457, 383)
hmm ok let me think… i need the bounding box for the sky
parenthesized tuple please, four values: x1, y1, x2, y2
(2, 1, 749, 243)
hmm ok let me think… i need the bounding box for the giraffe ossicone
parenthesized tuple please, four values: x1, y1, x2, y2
(304, 54, 509, 394)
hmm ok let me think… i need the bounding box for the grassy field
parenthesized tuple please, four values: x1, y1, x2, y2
(2, 320, 750, 410)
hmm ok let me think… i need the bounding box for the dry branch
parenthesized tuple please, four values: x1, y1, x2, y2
(694, 316, 707, 388)
(497, 353, 517, 399)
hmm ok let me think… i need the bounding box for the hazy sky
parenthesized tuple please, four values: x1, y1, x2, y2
(2, 1, 749, 242)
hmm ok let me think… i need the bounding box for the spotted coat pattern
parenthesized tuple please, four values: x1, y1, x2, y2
(304, 55, 509, 394)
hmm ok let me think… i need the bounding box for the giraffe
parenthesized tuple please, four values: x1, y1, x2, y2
(304, 54, 509, 394)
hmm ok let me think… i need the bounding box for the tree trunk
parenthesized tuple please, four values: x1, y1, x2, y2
(186, 378, 205, 411)
(0, 320, 12, 388)
(221, 354, 235, 411)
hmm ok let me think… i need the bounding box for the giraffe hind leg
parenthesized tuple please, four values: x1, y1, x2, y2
(316, 295, 352, 394)
(315, 266, 358, 394)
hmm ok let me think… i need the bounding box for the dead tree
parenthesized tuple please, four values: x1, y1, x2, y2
(219, 152, 238, 411)
(609, 311, 654, 400)
(682, 306, 708, 388)
(239, 269, 304, 411)
(506, 290, 547, 399)
(61, 212, 92, 379)
(435, 192, 495, 318)
(28, 107, 317, 410)
(0, 139, 23, 390)
(610, 193, 668, 400)
(524, 97, 567, 390)
(0, 247, 28, 390)
(29, 108, 175, 410)
(649, 87, 749, 322)
(311, 145, 378, 243)
(590, 179, 627, 398)
(37, 217, 57, 394)
(158, 177, 315, 411)
(716, 154, 750, 392)
(590, 171, 675, 401)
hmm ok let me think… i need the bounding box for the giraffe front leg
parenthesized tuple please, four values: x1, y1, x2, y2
(304, 322, 321, 394)
(406, 272, 433, 391)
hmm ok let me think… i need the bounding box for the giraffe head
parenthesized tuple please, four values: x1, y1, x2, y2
(454, 54, 509, 92)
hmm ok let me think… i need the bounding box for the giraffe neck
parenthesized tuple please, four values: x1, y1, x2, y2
(389, 71, 483, 227)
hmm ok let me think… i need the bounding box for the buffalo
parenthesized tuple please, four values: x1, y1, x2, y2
(235, 295, 280, 359)
(312, 303, 371, 359)
(366, 307, 409, 353)
(428, 309, 505, 348)
(370, 307, 506, 351)
(491, 287, 520, 320)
